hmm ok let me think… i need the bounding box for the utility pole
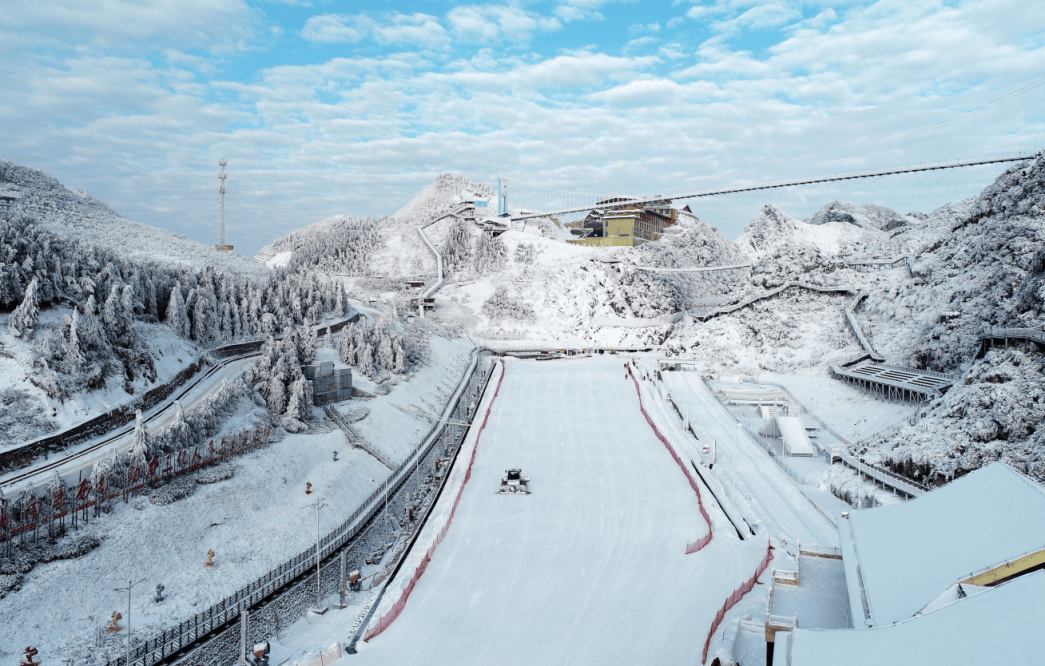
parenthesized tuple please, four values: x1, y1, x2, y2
(215, 158, 232, 252)
(114, 577, 147, 666)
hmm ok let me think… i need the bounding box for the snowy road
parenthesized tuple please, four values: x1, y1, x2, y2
(0, 355, 257, 489)
(655, 369, 838, 547)
(354, 357, 765, 666)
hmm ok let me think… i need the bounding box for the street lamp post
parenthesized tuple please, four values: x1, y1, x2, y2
(733, 423, 740, 508)
(310, 500, 328, 612)
(115, 578, 147, 666)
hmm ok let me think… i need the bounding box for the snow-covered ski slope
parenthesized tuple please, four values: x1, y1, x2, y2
(654, 370, 839, 546)
(355, 357, 768, 666)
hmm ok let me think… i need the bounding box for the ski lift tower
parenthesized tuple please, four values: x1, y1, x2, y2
(215, 158, 233, 252)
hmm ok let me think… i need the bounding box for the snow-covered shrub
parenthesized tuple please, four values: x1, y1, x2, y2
(482, 286, 536, 323)
(442, 218, 473, 277)
(513, 242, 536, 265)
(337, 320, 407, 376)
(474, 231, 507, 275)
(862, 347, 1045, 485)
(285, 217, 381, 276)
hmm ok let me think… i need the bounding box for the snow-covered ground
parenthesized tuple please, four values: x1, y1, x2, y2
(351, 357, 768, 665)
(0, 334, 472, 666)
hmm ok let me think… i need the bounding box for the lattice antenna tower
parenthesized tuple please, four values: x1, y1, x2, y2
(215, 158, 233, 252)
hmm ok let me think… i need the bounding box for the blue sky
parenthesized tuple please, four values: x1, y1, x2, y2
(2, 0, 1044, 255)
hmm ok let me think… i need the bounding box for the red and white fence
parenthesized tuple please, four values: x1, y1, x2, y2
(701, 539, 775, 664)
(626, 364, 714, 554)
(363, 360, 507, 642)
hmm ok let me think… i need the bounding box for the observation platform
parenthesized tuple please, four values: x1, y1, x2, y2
(830, 360, 955, 402)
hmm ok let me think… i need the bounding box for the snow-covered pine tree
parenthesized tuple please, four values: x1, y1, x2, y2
(392, 335, 407, 374)
(6, 276, 40, 337)
(164, 400, 192, 452)
(334, 282, 346, 316)
(80, 294, 105, 350)
(129, 409, 151, 471)
(284, 376, 310, 422)
(299, 325, 317, 364)
(359, 341, 375, 377)
(120, 284, 136, 332)
(102, 284, 124, 341)
(164, 283, 190, 338)
(63, 310, 86, 371)
(376, 327, 394, 370)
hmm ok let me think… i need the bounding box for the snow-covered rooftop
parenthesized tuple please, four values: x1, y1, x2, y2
(845, 462, 1045, 626)
(779, 570, 1045, 666)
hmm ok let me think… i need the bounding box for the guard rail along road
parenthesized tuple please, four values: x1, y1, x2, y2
(0, 314, 361, 484)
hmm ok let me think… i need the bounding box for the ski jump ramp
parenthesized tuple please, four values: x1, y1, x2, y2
(775, 416, 817, 457)
(354, 357, 761, 665)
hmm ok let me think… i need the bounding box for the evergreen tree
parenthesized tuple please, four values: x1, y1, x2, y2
(359, 342, 375, 377)
(63, 311, 86, 371)
(165, 401, 192, 451)
(285, 376, 310, 422)
(392, 336, 407, 374)
(80, 295, 105, 351)
(164, 283, 190, 337)
(376, 328, 394, 370)
(6, 276, 40, 337)
(129, 409, 151, 468)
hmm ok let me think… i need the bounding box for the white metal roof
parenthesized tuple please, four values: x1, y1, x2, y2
(780, 570, 1045, 666)
(845, 462, 1045, 626)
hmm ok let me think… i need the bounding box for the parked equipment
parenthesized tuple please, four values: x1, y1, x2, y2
(498, 468, 531, 495)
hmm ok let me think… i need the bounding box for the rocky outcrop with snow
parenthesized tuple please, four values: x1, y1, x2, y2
(805, 200, 917, 232)
(862, 347, 1045, 484)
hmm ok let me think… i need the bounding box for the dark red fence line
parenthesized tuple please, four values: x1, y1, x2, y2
(364, 360, 507, 642)
(702, 539, 774, 664)
(1, 426, 270, 540)
(626, 364, 714, 554)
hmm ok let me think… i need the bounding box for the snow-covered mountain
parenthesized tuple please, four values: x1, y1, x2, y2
(0, 161, 265, 280)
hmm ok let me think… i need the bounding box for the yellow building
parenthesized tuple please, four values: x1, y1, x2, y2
(568, 205, 675, 247)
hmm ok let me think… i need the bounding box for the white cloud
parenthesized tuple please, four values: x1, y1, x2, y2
(301, 12, 448, 47)
(447, 5, 562, 43)
(4, 0, 257, 47)
(5, 0, 1045, 256)
(300, 14, 368, 44)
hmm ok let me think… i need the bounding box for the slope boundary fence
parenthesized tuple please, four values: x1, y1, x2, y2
(701, 540, 775, 664)
(626, 364, 713, 554)
(99, 350, 489, 666)
(363, 359, 506, 643)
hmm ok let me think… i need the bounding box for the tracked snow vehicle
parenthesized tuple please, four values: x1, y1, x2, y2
(499, 468, 530, 495)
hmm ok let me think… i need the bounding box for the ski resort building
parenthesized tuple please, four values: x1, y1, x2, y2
(568, 198, 677, 247)
(770, 463, 1045, 665)
(0, 190, 19, 216)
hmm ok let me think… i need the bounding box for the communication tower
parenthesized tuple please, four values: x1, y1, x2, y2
(215, 158, 233, 252)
